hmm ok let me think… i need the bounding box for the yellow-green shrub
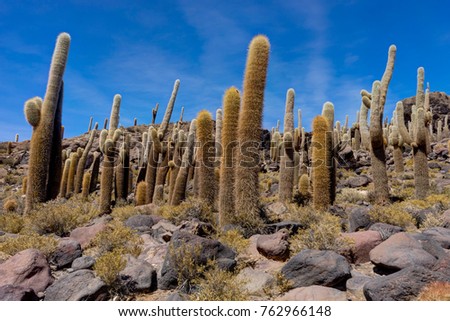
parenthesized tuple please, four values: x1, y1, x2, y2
(158, 197, 213, 225)
(369, 204, 416, 229)
(0, 234, 58, 257)
(218, 229, 249, 254)
(417, 282, 450, 301)
(94, 249, 127, 286)
(0, 213, 25, 233)
(3, 199, 18, 212)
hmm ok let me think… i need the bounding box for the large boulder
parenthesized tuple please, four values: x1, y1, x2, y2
(44, 270, 107, 301)
(369, 232, 437, 271)
(277, 285, 347, 301)
(256, 229, 290, 261)
(120, 256, 157, 292)
(125, 215, 157, 233)
(0, 285, 39, 301)
(158, 231, 236, 290)
(363, 266, 449, 301)
(71, 256, 96, 271)
(368, 223, 404, 240)
(69, 217, 109, 249)
(421, 227, 450, 249)
(344, 175, 371, 188)
(348, 207, 372, 232)
(342, 231, 383, 264)
(235, 267, 275, 296)
(50, 238, 82, 269)
(0, 249, 53, 293)
(281, 249, 351, 289)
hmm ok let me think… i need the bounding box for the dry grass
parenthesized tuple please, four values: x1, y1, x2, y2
(158, 197, 213, 225)
(94, 249, 127, 287)
(217, 229, 249, 254)
(336, 188, 368, 204)
(3, 199, 18, 212)
(0, 213, 25, 233)
(369, 204, 416, 229)
(417, 282, 450, 301)
(0, 234, 58, 257)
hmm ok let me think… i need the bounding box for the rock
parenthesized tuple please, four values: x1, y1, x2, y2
(348, 207, 372, 232)
(346, 276, 373, 301)
(72, 256, 96, 271)
(443, 209, 450, 228)
(369, 223, 404, 240)
(159, 231, 236, 290)
(0, 249, 53, 293)
(266, 202, 288, 217)
(241, 235, 286, 274)
(363, 265, 449, 301)
(50, 238, 82, 269)
(151, 220, 177, 242)
(281, 249, 351, 289)
(432, 252, 450, 277)
(277, 285, 347, 301)
(44, 270, 108, 301)
(410, 233, 447, 259)
(342, 231, 383, 264)
(256, 229, 290, 261)
(236, 267, 275, 295)
(369, 232, 437, 272)
(134, 204, 159, 216)
(264, 221, 303, 235)
(138, 234, 168, 276)
(69, 217, 109, 249)
(345, 175, 371, 188)
(178, 219, 215, 237)
(0, 285, 39, 301)
(166, 292, 188, 301)
(0, 168, 7, 179)
(422, 227, 450, 249)
(428, 162, 442, 170)
(125, 215, 156, 233)
(120, 256, 157, 292)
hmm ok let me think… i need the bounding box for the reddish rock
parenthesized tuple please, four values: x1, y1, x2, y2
(69, 218, 108, 249)
(256, 228, 290, 261)
(50, 238, 82, 269)
(342, 231, 383, 264)
(0, 285, 39, 301)
(0, 249, 53, 293)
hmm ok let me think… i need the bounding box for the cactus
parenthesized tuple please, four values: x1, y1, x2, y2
(15, 134, 19, 143)
(279, 132, 295, 202)
(151, 103, 159, 125)
(389, 124, 404, 173)
(144, 127, 161, 204)
(396, 67, 429, 199)
(100, 139, 115, 213)
(312, 116, 331, 210)
(24, 33, 70, 213)
(108, 95, 121, 138)
(103, 118, 108, 130)
(66, 151, 80, 197)
(133, 118, 137, 127)
(179, 106, 185, 123)
(22, 177, 28, 195)
(443, 115, 449, 138)
(168, 130, 186, 203)
(298, 173, 310, 197)
(270, 131, 281, 162)
(115, 134, 130, 203)
(437, 120, 443, 141)
(6, 142, 12, 155)
(89, 151, 101, 193)
(88, 117, 93, 132)
(196, 110, 216, 206)
(215, 108, 223, 159)
(135, 181, 147, 206)
(158, 79, 180, 140)
(218, 87, 240, 226)
(171, 119, 197, 206)
(74, 123, 98, 194)
(59, 158, 71, 198)
(354, 128, 361, 150)
(321, 102, 336, 204)
(369, 45, 396, 204)
(359, 89, 372, 150)
(81, 172, 91, 201)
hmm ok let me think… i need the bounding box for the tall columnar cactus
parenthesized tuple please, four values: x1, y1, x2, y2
(171, 119, 197, 206)
(145, 127, 162, 204)
(158, 79, 180, 140)
(396, 67, 430, 199)
(219, 87, 240, 226)
(59, 158, 71, 198)
(168, 130, 186, 203)
(15, 134, 19, 143)
(321, 102, 336, 204)
(74, 122, 98, 194)
(24, 33, 70, 213)
(270, 131, 281, 162)
(437, 120, 443, 141)
(66, 151, 80, 197)
(100, 139, 115, 213)
(215, 108, 223, 159)
(359, 89, 372, 150)
(89, 151, 101, 193)
(197, 110, 216, 206)
(115, 133, 130, 203)
(235, 35, 270, 227)
(81, 172, 91, 201)
(389, 124, 404, 173)
(103, 118, 108, 130)
(88, 117, 93, 132)
(443, 115, 449, 139)
(354, 128, 361, 151)
(312, 116, 331, 210)
(279, 89, 295, 202)
(370, 45, 396, 204)
(135, 181, 147, 206)
(151, 103, 159, 125)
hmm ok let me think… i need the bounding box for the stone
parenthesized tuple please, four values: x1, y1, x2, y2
(69, 217, 109, 249)
(422, 227, 450, 249)
(235, 267, 275, 295)
(125, 215, 156, 233)
(369, 223, 404, 240)
(159, 231, 236, 290)
(281, 249, 351, 289)
(138, 234, 168, 276)
(277, 285, 347, 301)
(342, 231, 383, 264)
(345, 175, 371, 188)
(363, 266, 449, 301)
(256, 229, 290, 261)
(432, 252, 450, 277)
(151, 220, 177, 243)
(346, 276, 373, 301)
(443, 209, 450, 228)
(178, 219, 215, 237)
(369, 232, 437, 271)
(348, 207, 372, 232)
(71, 256, 96, 271)
(120, 256, 157, 292)
(0, 285, 39, 301)
(264, 221, 303, 235)
(134, 204, 159, 216)
(44, 270, 108, 301)
(266, 202, 288, 217)
(0, 249, 53, 293)
(50, 238, 82, 269)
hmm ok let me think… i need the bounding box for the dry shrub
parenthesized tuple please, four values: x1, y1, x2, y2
(417, 282, 450, 301)
(111, 205, 140, 222)
(290, 212, 351, 253)
(89, 220, 142, 257)
(0, 213, 25, 233)
(336, 188, 368, 204)
(24, 198, 99, 237)
(0, 234, 58, 257)
(190, 266, 248, 301)
(217, 229, 249, 254)
(369, 204, 416, 229)
(158, 197, 213, 225)
(94, 249, 127, 287)
(3, 199, 18, 213)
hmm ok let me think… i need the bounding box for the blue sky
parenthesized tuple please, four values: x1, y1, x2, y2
(1, 0, 449, 142)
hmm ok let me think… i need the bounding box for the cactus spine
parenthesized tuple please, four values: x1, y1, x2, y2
(197, 110, 216, 206)
(370, 45, 396, 204)
(219, 87, 240, 226)
(279, 89, 295, 202)
(312, 116, 330, 210)
(235, 35, 270, 228)
(24, 33, 70, 213)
